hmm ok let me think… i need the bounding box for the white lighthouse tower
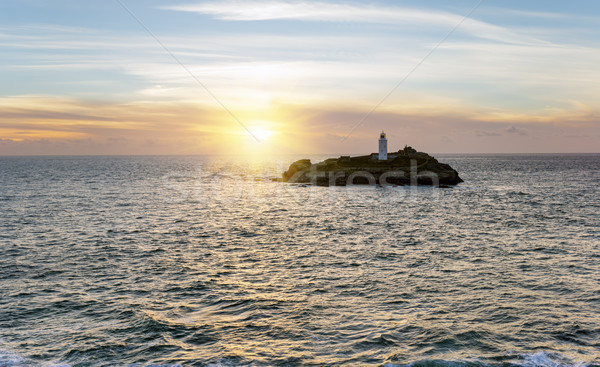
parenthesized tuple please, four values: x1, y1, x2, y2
(378, 131, 388, 160)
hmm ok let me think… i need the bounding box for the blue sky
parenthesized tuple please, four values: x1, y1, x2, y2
(1, 0, 599, 154)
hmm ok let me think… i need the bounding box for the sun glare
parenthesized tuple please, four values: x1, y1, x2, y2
(247, 122, 277, 142)
(224, 116, 291, 155)
(234, 121, 282, 156)
(251, 127, 275, 141)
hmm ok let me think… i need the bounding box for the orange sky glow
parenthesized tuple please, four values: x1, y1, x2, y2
(1, 1, 599, 155)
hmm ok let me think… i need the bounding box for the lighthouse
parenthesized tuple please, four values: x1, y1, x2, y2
(378, 131, 388, 160)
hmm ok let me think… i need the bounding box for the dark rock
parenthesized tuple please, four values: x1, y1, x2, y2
(282, 158, 312, 183)
(282, 148, 463, 187)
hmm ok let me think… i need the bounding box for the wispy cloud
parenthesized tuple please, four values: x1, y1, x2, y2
(499, 9, 568, 19)
(505, 126, 528, 135)
(3, 20, 599, 113)
(489, 8, 600, 21)
(162, 1, 453, 23)
(160, 1, 536, 44)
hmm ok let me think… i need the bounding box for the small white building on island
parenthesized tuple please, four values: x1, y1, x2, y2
(378, 131, 388, 160)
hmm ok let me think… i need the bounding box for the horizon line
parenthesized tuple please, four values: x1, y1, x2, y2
(1, 152, 599, 158)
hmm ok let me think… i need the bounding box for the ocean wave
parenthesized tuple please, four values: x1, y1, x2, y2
(3, 349, 597, 367)
(0, 349, 183, 367)
(2, 156, 600, 366)
(0, 349, 69, 367)
(385, 352, 598, 367)
(0, 350, 25, 367)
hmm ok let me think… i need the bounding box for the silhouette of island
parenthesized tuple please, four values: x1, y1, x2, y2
(283, 145, 463, 187)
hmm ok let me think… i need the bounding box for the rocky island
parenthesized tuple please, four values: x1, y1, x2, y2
(282, 134, 463, 187)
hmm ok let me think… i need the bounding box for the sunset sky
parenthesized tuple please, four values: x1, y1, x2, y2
(1, 0, 599, 155)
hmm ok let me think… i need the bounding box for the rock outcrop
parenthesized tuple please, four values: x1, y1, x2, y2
(282, 146, 463, 186)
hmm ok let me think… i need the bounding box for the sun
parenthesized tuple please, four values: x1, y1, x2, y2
(235, 120, 282, 155)
(250, 127, 275, 142)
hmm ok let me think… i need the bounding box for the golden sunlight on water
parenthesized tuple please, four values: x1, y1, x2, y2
(0, 155, 599, 366)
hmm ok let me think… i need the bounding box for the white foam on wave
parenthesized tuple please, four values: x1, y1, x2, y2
(518, 352, 588, 367)
(0, 350, 183, 367)
(0, 349, 70, 367)
(0, 350, 25, 367)
(383, 351, 593, 367)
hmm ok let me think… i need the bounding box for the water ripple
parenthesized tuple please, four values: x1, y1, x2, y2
(0, 155, 599, 366)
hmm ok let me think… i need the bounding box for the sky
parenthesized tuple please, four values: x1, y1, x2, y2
(1, 0, 599, 155)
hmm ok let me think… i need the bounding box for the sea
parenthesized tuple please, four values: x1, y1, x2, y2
(0, 154, 599, 367)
